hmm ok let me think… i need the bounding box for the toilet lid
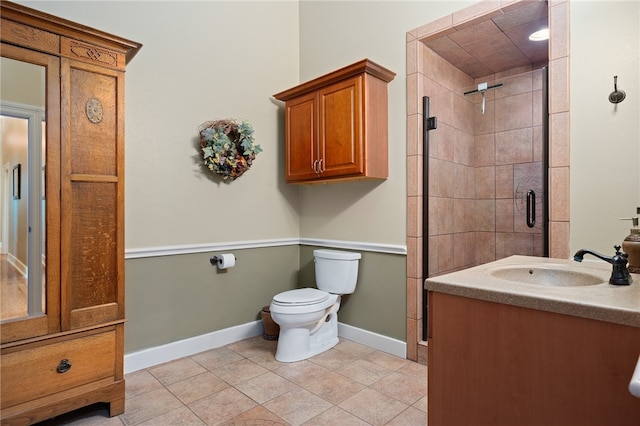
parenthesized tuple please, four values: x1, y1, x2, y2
(272, 288, 329, 306)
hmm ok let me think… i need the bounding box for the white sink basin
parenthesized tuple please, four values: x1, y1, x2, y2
(487, 265, 607, 287)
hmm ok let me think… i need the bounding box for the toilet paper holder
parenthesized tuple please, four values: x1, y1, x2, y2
(210, 254, 236, 268)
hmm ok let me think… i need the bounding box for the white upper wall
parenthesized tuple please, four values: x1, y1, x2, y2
(570, 0, 640, 255)
(296, 0, 473, 246)
(17, 1, 301, 249)
(12, 1, 640, 255)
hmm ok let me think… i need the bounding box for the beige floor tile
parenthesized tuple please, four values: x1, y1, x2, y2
(234, 371, 300, 404)
(188, 387, 258, 426)
(220, 406, 291, 425)
(397, 360, 427, 377)
(365, 351, 412, 371)
(263, 389, 332, 426)
(191, 346, 245, 371)
(148, 357, 207, 386)
(301, 371, 366, 405)
(371, 371, 427, 405)
(137, 406, 205, 425)
(339, 388, 408, 426)
(301, 406, 370, 426)
(308, 347, 361, 370)
(167, 371, 229, 404)
(119, 387, 184, 425)
(273, 359, 330, 386)
(336, 359, 392, 386)
(247, 349, 285, 371)
(413, 395, 427, 412)
(31, 337, 428, 426)
(125, 370, 164, 400)
(334, 339, 377, 357)
(214, 359, 269, 386)
(385, 406, 426, 426)
(228, 335, 278, 359)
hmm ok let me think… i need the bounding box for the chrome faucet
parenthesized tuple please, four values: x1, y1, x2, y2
(573, 245, 633, 285)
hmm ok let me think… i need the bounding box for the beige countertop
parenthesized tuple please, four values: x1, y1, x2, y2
(424, 255, 640, 328)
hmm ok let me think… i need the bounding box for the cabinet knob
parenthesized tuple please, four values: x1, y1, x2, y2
(56, 359, 72, 373)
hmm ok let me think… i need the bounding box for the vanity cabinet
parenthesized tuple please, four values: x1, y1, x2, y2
(427, 291, 640, 426)
(0, 2, 140, 424)
(273, 59, 395, 184)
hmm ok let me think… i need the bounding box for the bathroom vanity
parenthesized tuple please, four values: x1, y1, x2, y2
(425, 256, 640, 426)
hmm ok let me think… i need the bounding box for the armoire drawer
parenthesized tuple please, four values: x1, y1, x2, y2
(1, 330, 116, 409)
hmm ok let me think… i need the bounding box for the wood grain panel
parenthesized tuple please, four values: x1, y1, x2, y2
(319, 76, 362, 176)
(0, 18, 59, 54)
(69, 66, 117, 176)
(0, 330, 115, 408)
(68, 182, 117, 311)
(285, 92, 317, 181)
(61, 37, 123, 70)
(428, 292, 640, 426)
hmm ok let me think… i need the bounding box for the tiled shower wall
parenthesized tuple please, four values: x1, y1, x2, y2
(406, 0, 570, 363)
(425, 52, 546, 280)
(472, 67, 546, 264)
(423, 46, 476, 276)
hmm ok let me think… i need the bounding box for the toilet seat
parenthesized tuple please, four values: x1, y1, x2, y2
(272, 288, 329, 306)
(270, 288, 338, 315)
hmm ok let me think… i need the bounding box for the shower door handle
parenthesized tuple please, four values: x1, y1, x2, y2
(526, 190, 536, 228)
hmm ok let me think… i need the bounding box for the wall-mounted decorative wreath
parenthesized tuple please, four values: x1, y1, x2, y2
(198, 119, 262, 181)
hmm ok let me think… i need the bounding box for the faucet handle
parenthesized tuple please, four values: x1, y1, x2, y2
(613, 245, 628, 260)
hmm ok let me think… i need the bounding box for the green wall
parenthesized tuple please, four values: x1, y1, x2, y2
(299, 246, 406, 341)
(124, 245, 300, 353)
(124, 245, 406, 354)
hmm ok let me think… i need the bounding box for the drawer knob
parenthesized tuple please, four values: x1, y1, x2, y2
(56, 359, 72, 373)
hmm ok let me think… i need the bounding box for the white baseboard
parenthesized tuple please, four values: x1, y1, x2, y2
(338, 323, 406, 359)
(124, 321, 407, 374)
(124, 321, 263, 374)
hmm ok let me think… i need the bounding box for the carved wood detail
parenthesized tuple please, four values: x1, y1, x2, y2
(69, 41, 118, 67)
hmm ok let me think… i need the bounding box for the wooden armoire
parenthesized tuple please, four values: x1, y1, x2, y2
(0, 1, 140, 424)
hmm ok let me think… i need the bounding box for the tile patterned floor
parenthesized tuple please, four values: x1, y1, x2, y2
(37, 336, 427, 426)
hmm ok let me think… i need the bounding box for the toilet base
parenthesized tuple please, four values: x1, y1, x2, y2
(274, 310, 339, 363)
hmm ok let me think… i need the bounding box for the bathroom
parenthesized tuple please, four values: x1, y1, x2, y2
(0, 0, 638, 424)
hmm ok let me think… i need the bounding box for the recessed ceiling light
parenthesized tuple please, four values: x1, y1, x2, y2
(529, 28, 549, 41)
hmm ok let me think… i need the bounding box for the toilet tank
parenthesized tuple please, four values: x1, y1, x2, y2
(314, 249, 361, 294)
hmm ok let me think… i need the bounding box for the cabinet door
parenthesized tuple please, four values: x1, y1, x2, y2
(0, 43, 61, 344)
(318, 76, 363, 178)
(60, 57, 125, 330)
(285, 91, 318, 182)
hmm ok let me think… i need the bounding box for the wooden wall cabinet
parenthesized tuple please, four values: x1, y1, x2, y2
(0, 2, 140, 424)
(428, 292, 640, 426)
(274, 59, 395, 184)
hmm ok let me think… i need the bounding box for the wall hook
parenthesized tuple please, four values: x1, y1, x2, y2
(609, 75, 626, 104)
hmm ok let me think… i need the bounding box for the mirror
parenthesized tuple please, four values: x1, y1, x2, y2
(1, 57, 46, 321)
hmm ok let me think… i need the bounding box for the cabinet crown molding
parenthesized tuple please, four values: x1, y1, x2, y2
(273, 58, 395, 101)
(1, 0, 142, 64)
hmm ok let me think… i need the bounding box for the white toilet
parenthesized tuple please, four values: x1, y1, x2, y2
(269, 249, 361, 362)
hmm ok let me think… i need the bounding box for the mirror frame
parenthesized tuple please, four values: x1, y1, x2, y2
(1, 42, 61, 344)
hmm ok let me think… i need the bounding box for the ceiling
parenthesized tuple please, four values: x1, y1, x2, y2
(422, 1, 549, 79)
